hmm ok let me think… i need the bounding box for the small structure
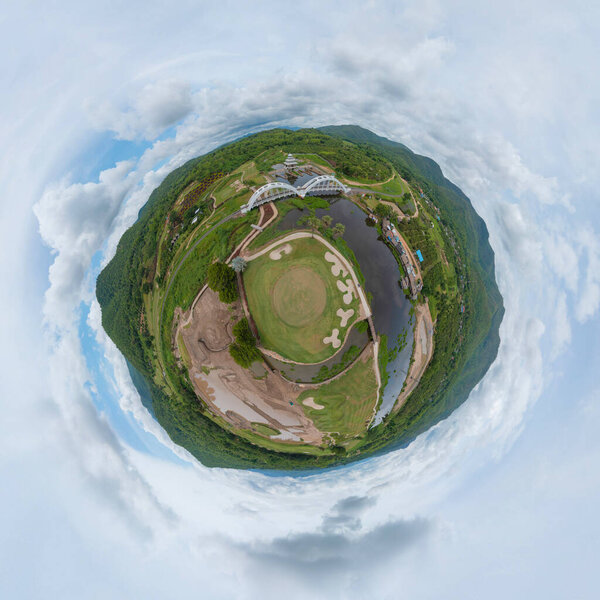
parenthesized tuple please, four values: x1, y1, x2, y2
(385, 230, 401, 245)
(368, 213, 378, 223)
(284, 153, 298, 171)
(416, 249, 424, 262)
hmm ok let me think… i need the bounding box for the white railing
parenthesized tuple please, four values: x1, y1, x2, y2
(241, 175, 350, 213)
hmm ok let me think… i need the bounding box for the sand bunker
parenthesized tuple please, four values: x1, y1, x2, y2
(337, 307, 354, 327)
(336, 278, 355, 304)
(269, 243, 292, 260)
(324, 251, 347, 277)
(323, 328, 341, 348)
(303, 397, 324, 410)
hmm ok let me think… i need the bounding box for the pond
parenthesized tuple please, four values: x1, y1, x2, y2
(263, 325, 370, 384)
(277, 197, 414, 424)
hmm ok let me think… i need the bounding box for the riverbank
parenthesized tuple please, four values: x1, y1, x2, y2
(393, 300, 434, 413)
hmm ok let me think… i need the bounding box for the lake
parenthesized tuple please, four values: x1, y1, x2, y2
(278, 196, 413, 424)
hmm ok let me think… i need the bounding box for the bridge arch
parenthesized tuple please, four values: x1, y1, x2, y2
(242, 181, 299, 213)
(241, 175, 350, 213)
(298, 175, 350, 197)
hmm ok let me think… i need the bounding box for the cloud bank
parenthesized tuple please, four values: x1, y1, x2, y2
(1, 1, 600, 598)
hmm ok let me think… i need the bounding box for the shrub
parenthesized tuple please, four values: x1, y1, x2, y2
(207, 262, 238, 303)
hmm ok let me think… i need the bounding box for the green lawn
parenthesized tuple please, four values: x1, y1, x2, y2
(296, 153, 334, 170)
(212, 174, 240, 205)
(251, 422, 281, 437)
(376, 175, 410, 195)
(243, 237, 360, 363)
(298, 355, 378, 439)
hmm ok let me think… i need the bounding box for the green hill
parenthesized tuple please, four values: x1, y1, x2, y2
(96, 126, 503, 469)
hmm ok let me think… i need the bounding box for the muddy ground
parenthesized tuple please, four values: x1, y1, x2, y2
(178, 288, 323, 445)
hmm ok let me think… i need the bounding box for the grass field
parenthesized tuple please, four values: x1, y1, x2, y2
(296, 153, 334, 170)
(377, 174, 410, 195)
(251, 423, 281, 437)
(243, 237, 360, 363)
(298, 355, 378, 440)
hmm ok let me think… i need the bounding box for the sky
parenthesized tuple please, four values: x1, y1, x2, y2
(1, 1, 600, 598)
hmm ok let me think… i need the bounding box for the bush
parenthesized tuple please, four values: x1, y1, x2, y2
(229, 318, 261, 368)
(207, 262, 238, 303)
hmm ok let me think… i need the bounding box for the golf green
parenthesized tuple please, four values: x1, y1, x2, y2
(243, 237, 360, 363)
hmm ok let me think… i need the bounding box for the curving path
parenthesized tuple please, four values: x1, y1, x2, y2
(158, 210, 242, 376)
(243, 231, 382, 403)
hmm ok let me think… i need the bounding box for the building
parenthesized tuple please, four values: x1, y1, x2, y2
(283, 153, 298, 171)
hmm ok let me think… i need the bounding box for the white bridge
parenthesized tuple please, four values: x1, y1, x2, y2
(241, 175, 350, 213)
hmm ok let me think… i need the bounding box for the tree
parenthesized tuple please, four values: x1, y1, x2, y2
(207, 262, 238, 303)
(322, 215, 332, 228)
(231, 256, 247, 273)
(332, 223, 345, 238)
(307, 216, 321, 234)
(229, 318, 261, 367)
(374, 203, 394, 220)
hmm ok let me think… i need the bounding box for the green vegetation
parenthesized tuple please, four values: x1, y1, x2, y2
(96, 125, 503, 470)
(207, 261, 239, 303)
(243, 237, 360, 363)
(229, 318, 262, 368)
(303, 196, 330, 210)
(378, 334, 390, 393)
(355, 320, 369, 333)
(312, 345, 362, 383)
(252, 423, 281, 437)
(299, 356, 378, 441)
(320, 125, 504, 457)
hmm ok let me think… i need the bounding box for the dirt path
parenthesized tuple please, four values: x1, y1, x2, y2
(392, 301, 434, 413)
(380, 200, 406, 220)
(228, 202, 277, 261)
(342, 171, 396, 187)
(180, 288, 323, 444)
(178, 203, 278, 332)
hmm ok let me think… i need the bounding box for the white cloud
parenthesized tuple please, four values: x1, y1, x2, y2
(33, 161, 136, 329)
(575, 227, 600, 323)
(86, 79, 194, 140)
(1, 1, 600, 598)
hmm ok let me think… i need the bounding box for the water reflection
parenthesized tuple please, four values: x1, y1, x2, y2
(278, 197, 413, 423)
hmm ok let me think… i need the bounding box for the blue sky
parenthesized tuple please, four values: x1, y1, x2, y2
(1, 1, 600, 598)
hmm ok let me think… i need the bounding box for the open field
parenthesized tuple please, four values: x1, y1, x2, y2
(295, 153, 335, 170)
(298, 348, 379, 440)
(243, 237, 361, 364)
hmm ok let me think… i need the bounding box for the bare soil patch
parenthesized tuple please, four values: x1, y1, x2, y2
(393, 301, 434, 412)
(179, 288, 323, 444)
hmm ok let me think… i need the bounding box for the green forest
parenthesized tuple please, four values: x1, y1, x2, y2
(96, 126, 503, 470)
